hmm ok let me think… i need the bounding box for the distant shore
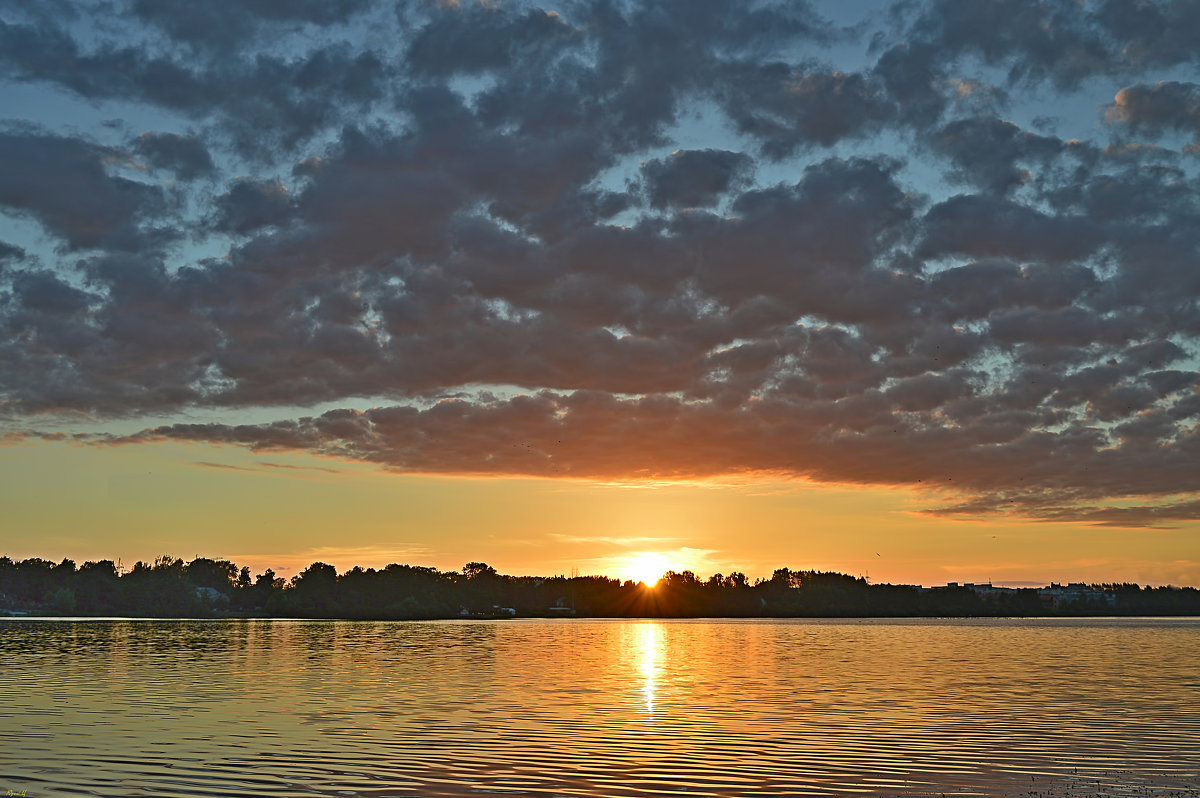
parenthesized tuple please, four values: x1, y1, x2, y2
(4, 555, 1198, 620)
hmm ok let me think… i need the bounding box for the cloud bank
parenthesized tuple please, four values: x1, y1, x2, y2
(1, 0, 1198, 527)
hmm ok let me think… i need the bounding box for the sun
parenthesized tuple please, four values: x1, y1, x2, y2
(625, 552, 671, 587)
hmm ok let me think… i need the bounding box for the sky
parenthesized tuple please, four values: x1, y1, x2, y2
(1, 0, 1199, 587)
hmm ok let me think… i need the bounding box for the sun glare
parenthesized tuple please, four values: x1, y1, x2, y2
(626, 552, 670, 587)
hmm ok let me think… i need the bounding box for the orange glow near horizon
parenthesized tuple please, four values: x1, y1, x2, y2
(3, 439, 1200, 589)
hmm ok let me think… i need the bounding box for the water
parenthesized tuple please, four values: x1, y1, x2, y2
(2, 617, 1198, 797)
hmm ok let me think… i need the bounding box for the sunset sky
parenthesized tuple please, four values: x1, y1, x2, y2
(1, 0, 1198, 587)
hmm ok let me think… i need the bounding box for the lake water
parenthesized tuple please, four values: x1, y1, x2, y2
(2, 617, 1198, 797)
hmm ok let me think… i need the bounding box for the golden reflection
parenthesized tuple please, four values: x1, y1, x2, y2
(637, 622, 661, 714)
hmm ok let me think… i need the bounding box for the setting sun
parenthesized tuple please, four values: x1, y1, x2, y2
(624, 552, 671, 587)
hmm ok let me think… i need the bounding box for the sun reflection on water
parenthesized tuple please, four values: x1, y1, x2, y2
(5, 619, 1200, 798)
(637, 622, 660, 715)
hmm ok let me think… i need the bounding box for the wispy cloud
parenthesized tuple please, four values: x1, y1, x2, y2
(259, 461, 341, 474)
(550, 534, 689, 547)
(191, 460, 340, 475)
(191, 460, 259, 472)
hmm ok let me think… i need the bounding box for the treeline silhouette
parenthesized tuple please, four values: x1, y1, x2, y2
(2, 556, 1199, 619)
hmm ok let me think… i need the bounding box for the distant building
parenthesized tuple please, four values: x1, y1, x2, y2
(964, 582, 1019, 597)
(1037, 583, 1116, 608)
(458, 605, 516, 619)
(194, 586, 229, 605)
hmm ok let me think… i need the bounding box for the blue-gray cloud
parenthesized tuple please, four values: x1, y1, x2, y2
(1, 0, 1198, 526)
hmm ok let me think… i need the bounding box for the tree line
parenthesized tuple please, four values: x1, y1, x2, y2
(2, 556, 1198, 619)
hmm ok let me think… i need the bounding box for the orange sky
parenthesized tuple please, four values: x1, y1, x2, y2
(4, 438, 1196, 587)
(2, 1, 1200, 593)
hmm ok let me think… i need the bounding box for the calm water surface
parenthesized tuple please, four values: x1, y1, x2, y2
(2, 617, 1198, 797)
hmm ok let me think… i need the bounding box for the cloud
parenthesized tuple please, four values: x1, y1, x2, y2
(192, 460, 259, 472)
(406, 5, 580, 77)
(192, 459, 339, 475)
(0, 240, 25, 263)
(716, 65, 896, 156)
(0, 129, 165, 251)
(929, 260, 1098, 320)
(1107, 81, 1200, 144)
(874, 0, 1200, 94)
(96, 384, 1200, 527)
(131, 0, 370, 52)
(1095, 0, 1200, 71)
(918, 194, 1099, 263)
(0, 15, 385, 159)
(933, 116, 1078, 194)
(1, 0, 1198, 527)
(211, 179, 294, 234)
(640, 149, 754, 210)
(925, 495, 1200, 530)
(132, 132, 215, 181)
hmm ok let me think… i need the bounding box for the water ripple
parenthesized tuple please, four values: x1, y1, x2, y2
(2, 618, 1198, 797)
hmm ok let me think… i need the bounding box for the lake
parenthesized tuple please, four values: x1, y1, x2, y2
(2, 617, 1198, 797)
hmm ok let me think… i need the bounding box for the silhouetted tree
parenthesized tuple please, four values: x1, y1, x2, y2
(120, 556, 202, 616)
(288, 562, 339, 616)
(4, 551, 1198, 619)
(75, 560, 121, 614)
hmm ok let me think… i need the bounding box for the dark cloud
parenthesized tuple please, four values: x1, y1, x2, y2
(918, 194, 1099, 264)
(875, 0, 1200, 95)
(101, 383, 1200, 528)
(909, 0, 1112, 89)
(0, 240, 25, 263)
(212, 179, 294, 234)
(686, 157, 919, 310)
(1106, 81, 1200, 144)
(930, 260, 1098, 320)
(132, 132, 215, 180)
(0, 130, 164, 251)
(717, 64, 895, 156)
(641, 149, 754, 210)
(871, 42, 947, 127)
(131, 0, 369, 52)
(933, 117, 1076, 194)
(1095, 0, 1200, 71)
(406, 5, 581, 77)
(0, 19, 210, 111)
(0, 0, 1198, 526)
(0, 17, 385, 159)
